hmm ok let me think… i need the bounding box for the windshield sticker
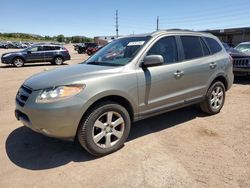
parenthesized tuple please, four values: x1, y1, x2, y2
(127, 41, 145, 46)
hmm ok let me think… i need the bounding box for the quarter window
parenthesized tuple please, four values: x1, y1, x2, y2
(204, 37, 222, 54)
(200, 38, 210, 56)
(181, 36, 203, 60)
(147, 36, 178, 64)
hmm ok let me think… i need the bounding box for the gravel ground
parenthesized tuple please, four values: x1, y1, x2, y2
(0, 44, 249, 188)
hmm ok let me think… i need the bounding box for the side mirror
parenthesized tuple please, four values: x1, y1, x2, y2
(27, 50, 32, 54)
(143, 55, 164, 67)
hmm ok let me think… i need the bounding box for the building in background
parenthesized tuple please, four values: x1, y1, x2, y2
(94, 35, 116, 46)
(204, 27, 250, 46)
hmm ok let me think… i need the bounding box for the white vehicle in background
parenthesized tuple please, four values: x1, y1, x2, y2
(235, 42, 250, 55)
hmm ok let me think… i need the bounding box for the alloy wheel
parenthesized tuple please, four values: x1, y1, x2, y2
(210, 85, 224, 110)
(92, 111, 125, 148)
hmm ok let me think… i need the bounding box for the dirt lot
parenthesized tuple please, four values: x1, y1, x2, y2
(0, 44, 250, 188)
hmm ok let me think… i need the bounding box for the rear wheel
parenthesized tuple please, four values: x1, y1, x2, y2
(13, 57, 24, 67)
(77, 101, 131, 156)
(200, 81, 225, 115)
(52, 56, 64, 65)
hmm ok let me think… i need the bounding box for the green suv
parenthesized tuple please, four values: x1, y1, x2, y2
(15, 30, 234, 156)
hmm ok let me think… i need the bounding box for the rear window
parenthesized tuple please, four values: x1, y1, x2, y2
(204, 37, 222, 54)
(181, 36, 203, 60)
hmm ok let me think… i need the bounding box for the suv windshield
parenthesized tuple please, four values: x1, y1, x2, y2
(85, 36, 151, 66)
(235, 43, 250, 53)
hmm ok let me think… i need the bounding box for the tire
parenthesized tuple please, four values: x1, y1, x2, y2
(77, 101, 131, 156)
(200, 81, 225, 115)
(52, 56, 64, 65)
(12, 57, 24, 67)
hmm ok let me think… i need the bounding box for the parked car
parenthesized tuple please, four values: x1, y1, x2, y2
(86, 45, 103, 55)
(78, 42, 98, 54)
(235, 42, 250, 55)
(229, 48, 250, 76)
(1, 44, 71, 67)
(73, 43, 84, 51)
(222, 42, 250, 76)
(15, 30, 233, 156)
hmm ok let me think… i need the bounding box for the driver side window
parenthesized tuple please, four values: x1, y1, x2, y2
(29, 46, 38, 52)
(147, 36, 178, 64)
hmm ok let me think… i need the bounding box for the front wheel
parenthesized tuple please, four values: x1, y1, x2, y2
(200, 81, 225, 115)
(13, 57, 24, 67)
(77, 101, 131, 156)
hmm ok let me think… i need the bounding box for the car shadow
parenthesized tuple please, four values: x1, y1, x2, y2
(0, 63, 68, 68)
(234, 76, 250, 85)
(5, 106, 204, 170)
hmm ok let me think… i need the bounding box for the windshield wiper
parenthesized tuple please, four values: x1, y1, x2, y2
(87, 61, 102, 65)
(87, 61, 124, 66)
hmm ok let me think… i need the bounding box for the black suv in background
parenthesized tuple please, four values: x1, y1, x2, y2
(1, 44, 71, 67)
(77, 42, 98, 54)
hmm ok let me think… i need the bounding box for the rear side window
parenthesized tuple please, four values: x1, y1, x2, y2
(204, 37, 222, 54)
(54, 46, 61, 50)
(181, 36, 203, 60)
(43, 46, 53, 51)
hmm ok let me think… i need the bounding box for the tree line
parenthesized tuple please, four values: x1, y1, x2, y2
(0, 33, 93, 43)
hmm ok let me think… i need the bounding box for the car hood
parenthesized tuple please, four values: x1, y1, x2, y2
(2, 51, 24, 56)
(24, 64, 124, 90)
(228, 48, 250, 58)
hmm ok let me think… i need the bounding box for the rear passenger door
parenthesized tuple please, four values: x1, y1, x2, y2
(43, 46, 56, 61)
(177, 35, 216, 102)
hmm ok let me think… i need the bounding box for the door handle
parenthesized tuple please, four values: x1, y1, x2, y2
(209, 62, 217, 69)
(174, 70, 184, 78)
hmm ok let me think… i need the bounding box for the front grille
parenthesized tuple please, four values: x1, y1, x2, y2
(233, 58, 250, 67)
(16, 85, 32, 107)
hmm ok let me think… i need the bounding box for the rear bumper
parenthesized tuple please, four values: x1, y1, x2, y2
(64, 54, 71, 61)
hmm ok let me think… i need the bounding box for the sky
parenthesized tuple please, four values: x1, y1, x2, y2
(0, 0, 250, 37)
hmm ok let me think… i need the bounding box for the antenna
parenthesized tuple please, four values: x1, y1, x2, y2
(115, 10, 119, 38)
(156, 16, 159, 31)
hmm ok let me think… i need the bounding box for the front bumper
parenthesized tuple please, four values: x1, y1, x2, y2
(1, 56, 12, 64)
(233, 67, 250, 76)
(15, 87, 92, 139)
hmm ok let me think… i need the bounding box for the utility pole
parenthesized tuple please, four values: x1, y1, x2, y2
(156, 16, 159, 31)
(115, 10, 119, 38)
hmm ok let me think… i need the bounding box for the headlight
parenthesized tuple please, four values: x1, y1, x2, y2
(2, 53, 11, 58)
(36, 84, 85, 103)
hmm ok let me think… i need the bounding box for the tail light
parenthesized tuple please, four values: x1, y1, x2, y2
(63, 47, 69, 53)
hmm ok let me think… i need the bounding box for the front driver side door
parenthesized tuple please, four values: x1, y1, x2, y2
(26, 46, 44, 62)
(136, 36, 186, 117)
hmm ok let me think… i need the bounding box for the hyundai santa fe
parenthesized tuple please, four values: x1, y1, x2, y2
(15, 30, 234, 156)
(1, 44, 70, 67)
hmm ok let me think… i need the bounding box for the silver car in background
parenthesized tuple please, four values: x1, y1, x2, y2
(15, 30, 234, 156)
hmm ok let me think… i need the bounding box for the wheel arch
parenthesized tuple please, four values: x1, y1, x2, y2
(54, 55, 64, 60)
(12, 56, 26, 63)
(83, 94, 135, 122)
(210, 75, 228, 91)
